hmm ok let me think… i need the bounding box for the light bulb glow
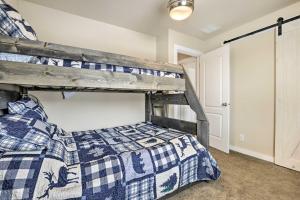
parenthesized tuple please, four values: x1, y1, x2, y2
(168, 0, 194, 21)
(169, 6, 193, 21)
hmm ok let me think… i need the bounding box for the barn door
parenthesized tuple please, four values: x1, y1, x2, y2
(275, 20, 300, 171)
(200, 45, 230, 153)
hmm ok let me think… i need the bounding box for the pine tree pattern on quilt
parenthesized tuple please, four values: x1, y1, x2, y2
(0, 122, 221, 200)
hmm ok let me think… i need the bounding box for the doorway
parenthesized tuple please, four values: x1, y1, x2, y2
(172, 44, 231, 153)
(200, 46, 230, 153)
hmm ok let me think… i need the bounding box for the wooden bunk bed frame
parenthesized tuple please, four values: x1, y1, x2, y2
(0, 35, 209, 149)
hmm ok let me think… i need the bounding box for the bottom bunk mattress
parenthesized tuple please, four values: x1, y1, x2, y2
(0, 122, 221, 200)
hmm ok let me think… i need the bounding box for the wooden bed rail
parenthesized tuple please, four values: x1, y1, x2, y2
(0, 60, 185, 92)
(0, 35, 185, 92)
(151, 116, 197, 135)
(146, 70, 209, 149)
(0, 35, 183, 74)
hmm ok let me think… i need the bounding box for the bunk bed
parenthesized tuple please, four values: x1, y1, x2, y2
(0, 2, 220, 199)
(0, 34, 222, 199)
(0, 35, 209, 148)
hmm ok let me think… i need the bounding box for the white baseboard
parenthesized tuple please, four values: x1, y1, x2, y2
(230, 145, 274, 163)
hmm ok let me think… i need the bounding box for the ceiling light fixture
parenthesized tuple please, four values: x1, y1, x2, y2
(168, 0, 194, 21)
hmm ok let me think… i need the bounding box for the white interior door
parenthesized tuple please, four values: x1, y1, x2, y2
(200, 45, 230, 153)
(275, 20, 300, 172)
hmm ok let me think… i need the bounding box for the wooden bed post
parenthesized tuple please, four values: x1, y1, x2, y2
(145, 92, 152, 121)
(197, 120, 209, 149)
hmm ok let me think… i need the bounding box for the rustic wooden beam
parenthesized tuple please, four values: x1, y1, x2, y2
(197, 120, 209, 149)
(0, 61, 185, 92)
(25, 87, 151, 93)
(0, 35, 183, 74)
(151, 93, 188, 105)
(183, 68, 209, 148)
(151, 116, 197, 135)
(184, 75, 207, 121)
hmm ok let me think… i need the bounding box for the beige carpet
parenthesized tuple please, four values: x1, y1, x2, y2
(167, 149, 300, 200)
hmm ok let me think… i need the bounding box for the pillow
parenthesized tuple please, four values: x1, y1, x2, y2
(0, 114, 53, 151)
(0, 134, 42, 151)
(0, 0, 37, 40)
(8, 97, 48, 121)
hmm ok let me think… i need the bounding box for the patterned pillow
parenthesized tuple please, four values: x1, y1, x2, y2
(0, 0, 37, 40)
(8, 98, 48, 121)
(0, 114, 53, 151)
(0, 134, 42, 151)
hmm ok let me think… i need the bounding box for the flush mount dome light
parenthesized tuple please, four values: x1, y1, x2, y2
(168, 0, 194, 21)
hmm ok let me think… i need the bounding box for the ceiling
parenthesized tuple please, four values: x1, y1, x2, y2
(25, 0, 299, 40)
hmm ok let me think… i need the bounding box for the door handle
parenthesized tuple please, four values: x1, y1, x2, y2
(222, 102, 230, 107)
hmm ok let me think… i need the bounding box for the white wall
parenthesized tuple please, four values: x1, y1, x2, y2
(229, 31, 275, 158)
(156, 29, 205, 63)
(10, 0, 157, 131)
(205, 2, 300, 158)
(205, 2, 300, 51)
(15, 1, 156, 59)
(156, 31, 169, 63)
(168, 29, 205, 63)
(32, 91, 144, 132)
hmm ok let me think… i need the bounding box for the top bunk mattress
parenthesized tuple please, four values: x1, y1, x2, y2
(0, 53, 183, 79)
(0, 122, 220, 200)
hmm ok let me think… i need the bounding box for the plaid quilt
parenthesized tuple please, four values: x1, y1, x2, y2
(0, 122, 220, 200)
(0, 53, 183, 79)
(8, 98, 48, 122)
(0, 0, 37, 40)
(0, 114, 54, 151)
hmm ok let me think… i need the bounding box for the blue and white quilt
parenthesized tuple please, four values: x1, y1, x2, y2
(0, 122, 220, 200)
